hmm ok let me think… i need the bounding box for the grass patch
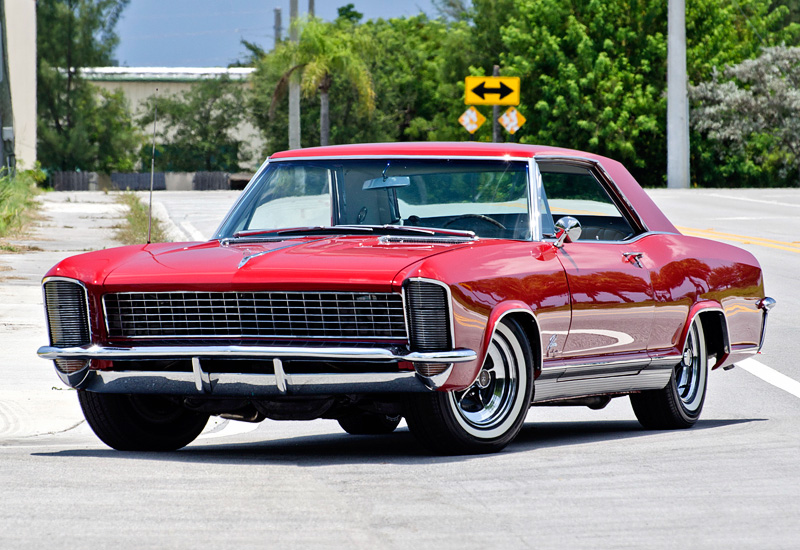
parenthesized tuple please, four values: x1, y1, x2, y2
(0, 168, 43, 238)
(114, 191, 168, 245)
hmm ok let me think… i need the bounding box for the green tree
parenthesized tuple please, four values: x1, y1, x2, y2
(265, 17, 375, 146)
(139, 77, 252, 172)
(498, 0, 796, 186)
(36, 0, 140, 173)
(691, 46, 800, 186)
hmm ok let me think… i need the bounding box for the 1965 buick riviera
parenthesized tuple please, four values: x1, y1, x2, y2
(38, 142, 775, 454)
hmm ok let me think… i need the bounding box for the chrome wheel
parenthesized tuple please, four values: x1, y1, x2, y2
(630, 317, 708, 430)
(449, 322, 523, 436)
(404, 317, 534, 454)
(675, 322, 705, 413)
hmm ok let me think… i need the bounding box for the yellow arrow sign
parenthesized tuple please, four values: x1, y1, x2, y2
(465, 76, 520, 106)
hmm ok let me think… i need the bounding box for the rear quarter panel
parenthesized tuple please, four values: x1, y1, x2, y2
(644, 233, 764, 356)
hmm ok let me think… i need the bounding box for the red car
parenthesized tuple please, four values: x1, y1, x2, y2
(39, 142, 775, 454)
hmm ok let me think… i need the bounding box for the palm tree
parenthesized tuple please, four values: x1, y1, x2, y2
(269, 18, 375, 147)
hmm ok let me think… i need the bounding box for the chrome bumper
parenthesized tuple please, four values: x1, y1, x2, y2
(37, 343, 477, 395)
(757, 296, 777, 352)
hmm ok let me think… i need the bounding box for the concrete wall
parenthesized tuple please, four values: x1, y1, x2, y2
(5, 0, 36, 169)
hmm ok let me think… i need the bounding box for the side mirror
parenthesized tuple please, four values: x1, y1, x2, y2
(554, 216, 582, 248)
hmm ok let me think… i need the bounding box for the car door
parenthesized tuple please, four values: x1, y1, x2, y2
(537, 160, 656, 378)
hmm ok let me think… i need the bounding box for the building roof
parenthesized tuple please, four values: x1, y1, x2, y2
(81, 66, 255, 82)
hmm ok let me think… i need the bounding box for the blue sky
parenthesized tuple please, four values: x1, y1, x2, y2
(115, 0, 440, 67)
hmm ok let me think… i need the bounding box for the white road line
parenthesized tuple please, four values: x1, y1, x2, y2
(737, 358, 800, 399)
(706, 193, 800, 209)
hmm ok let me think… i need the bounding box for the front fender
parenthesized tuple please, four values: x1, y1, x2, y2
(443, 299, 539, 391)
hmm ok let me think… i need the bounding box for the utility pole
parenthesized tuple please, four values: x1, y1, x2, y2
(667, 0, 690, 188)
(273, 8, 282, 49)
(308, 0, 314, 17)
(492, 65, 500, 143)
(288, 0, 301, 149)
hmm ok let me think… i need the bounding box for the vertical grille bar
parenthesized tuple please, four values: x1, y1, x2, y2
(404, 280, 452, 352)
(44, 280, 90, 347)
(43, 279, 91, 375)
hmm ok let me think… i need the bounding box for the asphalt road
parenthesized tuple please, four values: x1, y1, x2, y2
(0, 188, 797, 549)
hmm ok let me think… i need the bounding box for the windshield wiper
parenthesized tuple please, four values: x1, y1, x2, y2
(368, 225, 477, 238)
(231, 226, 374, 240)
(230, 224, 476, 241)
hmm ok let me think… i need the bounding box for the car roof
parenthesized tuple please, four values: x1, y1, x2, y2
(269, 141, 596, 160)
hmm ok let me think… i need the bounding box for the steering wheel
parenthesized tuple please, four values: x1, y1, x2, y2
(444, 214, 506, 233)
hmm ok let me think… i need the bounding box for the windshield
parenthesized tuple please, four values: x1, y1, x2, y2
(216, 158, 532, 240)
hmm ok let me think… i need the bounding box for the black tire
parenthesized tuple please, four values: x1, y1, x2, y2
(78, 391, 209, 451)
(337, 411, 402, 435)
(405, 318, 534, 455)
(631, 318, 708, 429)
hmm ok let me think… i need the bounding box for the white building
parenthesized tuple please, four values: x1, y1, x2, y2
(82, 66, 265, 171)
(3, 0, 37, 169)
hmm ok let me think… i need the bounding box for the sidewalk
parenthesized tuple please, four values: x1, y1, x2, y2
(0, 192, 125, 441)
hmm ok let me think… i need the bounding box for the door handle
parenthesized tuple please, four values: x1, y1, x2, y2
(623, 252, 644, 268)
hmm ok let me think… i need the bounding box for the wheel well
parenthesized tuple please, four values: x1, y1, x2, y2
(696, 310, 730, 368)
(503, 311, 542, 378)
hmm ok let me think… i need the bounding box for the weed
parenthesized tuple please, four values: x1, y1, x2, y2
(114, 192, 168, 245)
(0, 167, 44, 238)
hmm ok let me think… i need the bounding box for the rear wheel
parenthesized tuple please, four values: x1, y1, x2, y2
(78, 391, 209, 451)
(337, 411, 402, 435)
(631, 318, 708, 429)
(405, 318, 534, 455)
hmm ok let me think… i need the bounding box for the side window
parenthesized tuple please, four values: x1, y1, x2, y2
(539, 163, 636, 242)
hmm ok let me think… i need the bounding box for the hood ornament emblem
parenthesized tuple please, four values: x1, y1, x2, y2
(237, 240, 318, 269)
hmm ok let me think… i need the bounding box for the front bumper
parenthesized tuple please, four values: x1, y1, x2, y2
(37, 343, 478, 395)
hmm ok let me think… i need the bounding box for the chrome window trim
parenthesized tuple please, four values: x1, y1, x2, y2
(533, 155, 650, 237)
(527, 159, 543, 241)
(402, 277, 456, 351)
(214, 155, 534, 241)
(42, 276, 93, 346)
(267, 154, 535, 163)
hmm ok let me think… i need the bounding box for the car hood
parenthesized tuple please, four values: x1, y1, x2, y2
(100, 236, 470, 292)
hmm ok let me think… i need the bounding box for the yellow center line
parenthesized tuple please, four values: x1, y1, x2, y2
(678, 226, 800, 253)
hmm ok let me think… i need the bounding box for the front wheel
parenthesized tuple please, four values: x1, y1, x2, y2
(78, 391, 210, 451)
(631, 318, 708, 429)
(405, 318, 534, 455)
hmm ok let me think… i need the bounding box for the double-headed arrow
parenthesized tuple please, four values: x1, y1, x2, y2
(471, 80, 514, 101)
(464, 76, 520, 105)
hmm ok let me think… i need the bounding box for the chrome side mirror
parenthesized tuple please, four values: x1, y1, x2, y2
(554, 216, 582, 248)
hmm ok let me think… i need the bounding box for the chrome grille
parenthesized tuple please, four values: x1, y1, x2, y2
(104, 291, 407, 340)
(404, 280, 451, 352)
(44, 280, 90, 347)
